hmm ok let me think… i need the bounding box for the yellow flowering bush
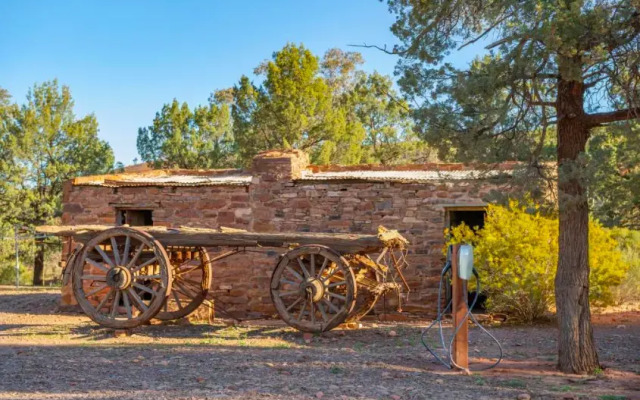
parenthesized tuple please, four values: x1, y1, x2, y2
(446, 200, 628, 321)
(609, 228, 640, 304)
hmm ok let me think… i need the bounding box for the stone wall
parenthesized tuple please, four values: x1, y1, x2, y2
(60, 150, 505, 317)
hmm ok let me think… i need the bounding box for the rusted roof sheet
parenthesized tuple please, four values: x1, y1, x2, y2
(73, 169, 253, 187)
(298, 169, 510, 182)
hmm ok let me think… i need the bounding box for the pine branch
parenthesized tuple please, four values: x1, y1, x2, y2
(587, 107, 640, 126)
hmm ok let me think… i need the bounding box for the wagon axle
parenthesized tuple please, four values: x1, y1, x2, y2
(303, 277, 325, 303)
(106, 266, 132, 290)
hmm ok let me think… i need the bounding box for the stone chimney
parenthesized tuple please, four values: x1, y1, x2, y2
(251, 149, 309, 182)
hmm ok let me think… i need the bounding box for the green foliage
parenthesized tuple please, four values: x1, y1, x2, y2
(387, 0, 639, 163)
(232, 43, 348, 165)
(447, 201, 628, 321)
(589, 220, 628, 306)
(347, 72, 432, 165)
(3, 80, 114, 226)
(0, 82, 114, 284)
(138, 44, 427, 168)
(137, 96, 234, 169)
(609, 227, 640, 304)
(0, 228, 34, 285)
(0, 226, 62, 285)
(587, 124, 640, 229)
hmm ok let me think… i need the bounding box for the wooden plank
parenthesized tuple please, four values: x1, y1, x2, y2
(451, 244, 469, 370)
(35, 225, 408, 253)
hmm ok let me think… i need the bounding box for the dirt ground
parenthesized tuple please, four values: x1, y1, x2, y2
(0, 286, 638, 400)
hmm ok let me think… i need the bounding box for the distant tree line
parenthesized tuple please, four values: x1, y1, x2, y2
(0, 81, 114, 284)
(136, 44, 434, 168)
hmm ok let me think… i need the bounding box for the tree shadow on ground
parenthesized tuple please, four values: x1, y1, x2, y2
(0, 291, 77, 315)
(1, 341, 638, 400)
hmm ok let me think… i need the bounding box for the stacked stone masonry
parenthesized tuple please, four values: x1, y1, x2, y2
(60, 150, 509, 318)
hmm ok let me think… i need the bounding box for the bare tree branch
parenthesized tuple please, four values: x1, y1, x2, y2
(349, 43, 399, 55)
(587, 107, 640, 126)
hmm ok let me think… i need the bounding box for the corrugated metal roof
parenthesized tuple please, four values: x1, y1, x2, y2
(73, 165, 512, 188)
(298, 169, 509, 182)
(74, 170, 253, 187)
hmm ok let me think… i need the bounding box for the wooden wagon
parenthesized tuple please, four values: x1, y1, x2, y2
(37, 225, 410, 333)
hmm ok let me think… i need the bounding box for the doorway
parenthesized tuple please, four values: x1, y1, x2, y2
(445, 206, 487, 311)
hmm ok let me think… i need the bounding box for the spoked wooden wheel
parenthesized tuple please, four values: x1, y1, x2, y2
(155, 247, 212, 321)
(72, 227, 172, 329)
(271, 245, 356, 333)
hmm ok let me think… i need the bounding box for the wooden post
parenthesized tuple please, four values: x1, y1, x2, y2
(451, 244, 469, 370)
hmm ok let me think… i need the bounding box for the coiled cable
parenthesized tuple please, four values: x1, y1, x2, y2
(420, 247, 503, 371)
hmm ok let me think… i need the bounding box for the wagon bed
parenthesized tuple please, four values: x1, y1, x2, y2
(37, 224, 408, 253)
(38, 224, 410, 333)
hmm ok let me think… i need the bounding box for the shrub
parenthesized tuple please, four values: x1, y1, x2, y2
(0, 227, 36, 285)
(447, 200, 628, 321)
(0, 226, 61, 286)
(610, 227, 640, 304)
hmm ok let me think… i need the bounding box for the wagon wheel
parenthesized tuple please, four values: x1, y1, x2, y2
(271, 245, 356, 333)
(155, 247, 212, 321)
(72, 227, 172, 329)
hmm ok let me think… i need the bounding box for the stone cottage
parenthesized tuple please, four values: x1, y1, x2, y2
(59, 150, 514, 317)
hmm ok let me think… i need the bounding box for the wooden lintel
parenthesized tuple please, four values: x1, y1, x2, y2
(108, 202, 161, 209)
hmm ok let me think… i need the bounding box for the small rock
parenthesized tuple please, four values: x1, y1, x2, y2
(516, 394, 530, 400)
(391, 395, 401, 400)
(113, 329, 131, 338)
(388, 330, 397, 337)
(303, 332, 313, 343)
(196, 377, 205, 383)
(342, 322, 362, 329)
(435, 379, 444, 384)
(616, 324, 627, 329)
(316, 391, 324, 399)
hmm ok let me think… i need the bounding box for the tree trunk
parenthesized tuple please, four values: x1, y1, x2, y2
(555, 79, 600, 374)
(32, 241, 45, 286)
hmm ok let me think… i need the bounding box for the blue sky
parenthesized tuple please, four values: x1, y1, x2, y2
(0, 1, 481, 165)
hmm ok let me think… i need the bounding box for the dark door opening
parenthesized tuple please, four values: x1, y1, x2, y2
(448, 210, 486, 231)
(116, 209, 153, 226)
(446, 207, 487, 311)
